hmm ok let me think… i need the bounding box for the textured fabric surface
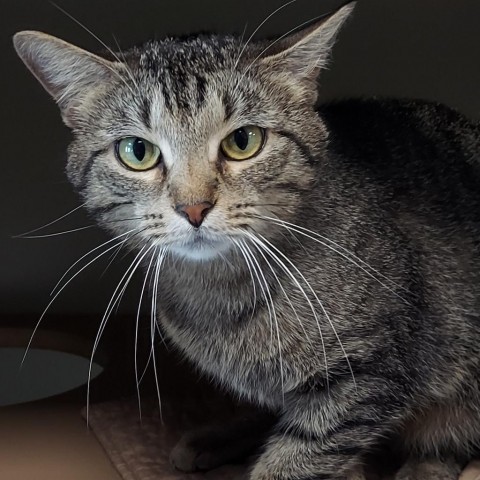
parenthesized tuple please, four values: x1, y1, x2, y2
(83, 398, 480, 480)
(82, 397, 248, 480)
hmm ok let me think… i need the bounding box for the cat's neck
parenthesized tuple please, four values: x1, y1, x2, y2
(157, 248, 271, 330)
(161, 248, 252, 292)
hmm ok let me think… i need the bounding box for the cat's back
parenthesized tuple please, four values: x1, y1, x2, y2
(318, 98, 480, 225)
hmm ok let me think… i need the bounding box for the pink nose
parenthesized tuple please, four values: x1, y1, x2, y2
(175, 201, 214, 228)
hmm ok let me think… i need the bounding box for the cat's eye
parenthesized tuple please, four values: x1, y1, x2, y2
(220, 126, 265, 161)
(115, 137, 162, 171)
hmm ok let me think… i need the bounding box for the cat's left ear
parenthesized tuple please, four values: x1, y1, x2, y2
(13, 31, 119, 127)
(260, 2, 356, 80)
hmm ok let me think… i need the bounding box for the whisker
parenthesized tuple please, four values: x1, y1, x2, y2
(111, 33, 141, 94)
(50, 229, 137, 296)
(248, 236, 315, 351)
(135, 246, 158, 422)
(138, 347, 153, 386)
(231, 0, 298, 77)
(16, 225, 95, 239)
(16, 216, 144, 239)
(243, 231, 329, 392)
(53, 227, 147, 299)
(238, 12, 327, 86)
(251, 232, 356, 390)
(231, 238, 257, 320)
(146, 246, 170, 351)
(151, 321, 163, 424)
(257, 215, 411, 303)
(240, 240, 284, 403)
(151, 247, 169, 422)
(99, 238, 130, 280)
(237, 240, 275, 354)
(13, 202, 86, 238)
(20, 234, 140, 368)
(86, 243, 155, 426)
(136, 249, 168, 387)
(50, 2, 137, 97)
(227, 21, 248, 87)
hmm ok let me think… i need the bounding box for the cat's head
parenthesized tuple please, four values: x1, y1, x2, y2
(13, 3, 354, 261)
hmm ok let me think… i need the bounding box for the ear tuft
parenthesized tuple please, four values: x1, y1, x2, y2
(261, 2, 356, 80)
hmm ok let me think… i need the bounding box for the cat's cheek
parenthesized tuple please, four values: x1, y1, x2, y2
(222, 158, 258, 176)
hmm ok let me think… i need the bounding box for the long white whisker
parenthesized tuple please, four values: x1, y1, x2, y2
(238, 13, 327, 85)
(51, 229, 137, 296)
(151, 323, 163, 424)
(138, 247, 166, 389)
(152, 249, 169, 347)
(51, 2, 137, 97)
(111, 33, 141, 94)
(17, 225, 96, 238)
(250, 232, 356, 390)
(231, 238, 257, 319)
(99, 238, 130, 281)
(15, 216, 143, 239)
(238, 240, 274, 354)
(248, 236, 314, 351)
(241, 241, 285, 404)
(244, 231, 329, 392)
(13, 203, 86, 238)
(231, 0, 298, 76)
(86, 243, 155, 425)
(135, 246, 157, 421)
(138, 348, 153, 385)
(257, 215, 411, 302)
(227, 21, 249, 87)
(111, 236, 153, 315)
(21, 236, 137, 368)
(151, 248, 168, 422)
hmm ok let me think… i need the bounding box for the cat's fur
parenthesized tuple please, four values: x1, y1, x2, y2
(13, 2, 480, 479)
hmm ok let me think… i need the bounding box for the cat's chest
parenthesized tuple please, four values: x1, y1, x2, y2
(159, 307, 285, 407)
(155, 271, 287, 406)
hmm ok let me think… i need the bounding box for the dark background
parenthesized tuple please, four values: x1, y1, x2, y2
(2, 0, 480, 329)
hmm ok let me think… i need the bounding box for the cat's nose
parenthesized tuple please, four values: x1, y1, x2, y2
(175, 201, 214, 228)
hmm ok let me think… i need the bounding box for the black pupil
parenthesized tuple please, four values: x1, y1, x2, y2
(133, 138, 146, 161)
(234, 129, 249, 151)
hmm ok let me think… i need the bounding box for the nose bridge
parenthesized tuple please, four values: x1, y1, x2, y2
(168, 155, 218, 206)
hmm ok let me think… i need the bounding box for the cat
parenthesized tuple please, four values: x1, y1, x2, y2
(13, 2, 480, 479)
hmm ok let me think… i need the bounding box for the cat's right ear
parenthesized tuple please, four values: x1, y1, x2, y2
(13, 31, 118, 127)
(259, 2, 355, 82)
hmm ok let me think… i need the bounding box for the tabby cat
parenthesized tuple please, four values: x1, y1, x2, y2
(13, 2, 480, 479)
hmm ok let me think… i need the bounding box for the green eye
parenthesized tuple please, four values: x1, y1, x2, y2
(220, 126, 265, 161)
(115, 137, 161, 171)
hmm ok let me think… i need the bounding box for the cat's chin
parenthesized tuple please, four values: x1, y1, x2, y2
(169, 238, 232, 262)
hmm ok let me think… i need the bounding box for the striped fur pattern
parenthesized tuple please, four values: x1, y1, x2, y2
(13, 2, 480, 478)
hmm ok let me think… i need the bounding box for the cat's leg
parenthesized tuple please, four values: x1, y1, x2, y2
(346, 470, 368, 480)
(395, 400, 477, 480)
(394, 457, 462, 480)
(170, 410, 275, 472)
(249, 375, 408, 480)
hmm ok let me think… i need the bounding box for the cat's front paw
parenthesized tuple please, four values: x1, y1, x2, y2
(249, 458, 368, 480)
(394, 458, 461, 480)
(170, 420, 264, 473)
(248, 460, 286, 480)
(170, 433, 225, 472)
